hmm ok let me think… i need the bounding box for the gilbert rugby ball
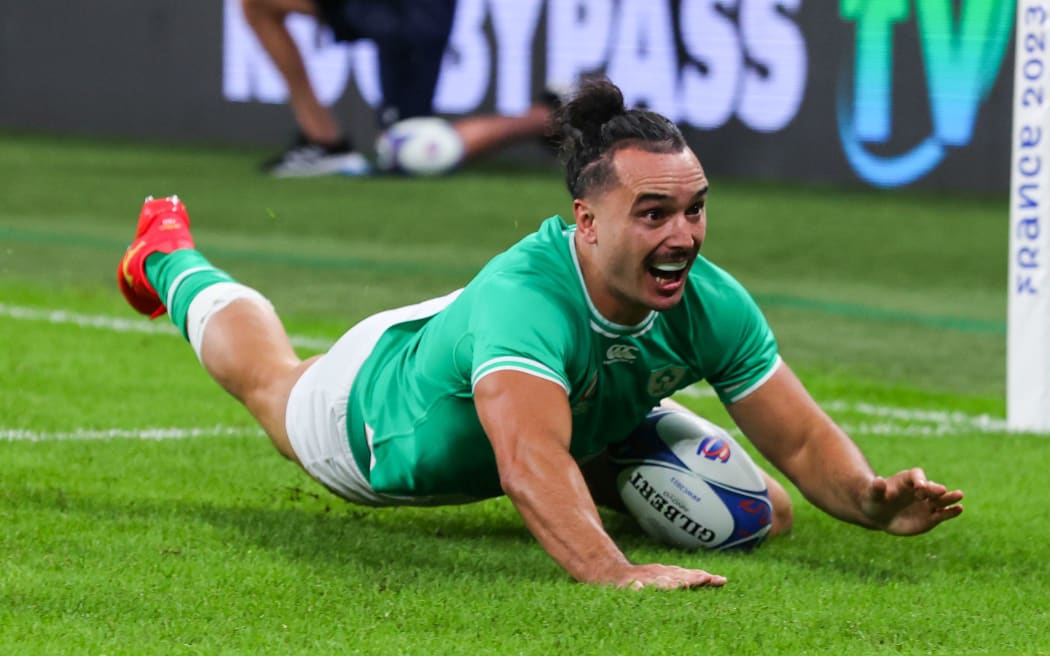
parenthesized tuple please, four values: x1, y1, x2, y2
(609, 408, 773, 551)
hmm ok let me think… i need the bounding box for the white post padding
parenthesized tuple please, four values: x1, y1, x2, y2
(1009, 1, 1050, 432)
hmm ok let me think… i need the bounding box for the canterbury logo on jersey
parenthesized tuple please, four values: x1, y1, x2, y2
(604, 344, 639, 364)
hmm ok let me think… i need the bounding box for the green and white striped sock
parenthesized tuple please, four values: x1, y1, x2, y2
(144, 250, 234, 339)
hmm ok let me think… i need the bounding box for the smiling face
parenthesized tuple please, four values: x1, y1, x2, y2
(573, 145, 708, 325)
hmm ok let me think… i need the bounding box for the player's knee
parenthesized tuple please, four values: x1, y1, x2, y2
(766, 480, 794, 536)
(243, 355, 320, 464)
(240, 381, 299, 462)
(758, 468, 794, 536)
(240, 362, 302, 430)
(770, 496, 794, 536)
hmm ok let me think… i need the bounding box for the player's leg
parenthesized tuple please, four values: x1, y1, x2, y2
(370, 0, 456, 126)
(239, 0, 342, 146)
(452, 106, 554, 160)
(452, 82, 572, 160)
(758, 468, 793, 535)
(242, 0, 370, 176)
(192, 295, 317, 464)
(117, 196, 308, 463)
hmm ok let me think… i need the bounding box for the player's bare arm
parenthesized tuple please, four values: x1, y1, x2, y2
(474, 370, 727, 589)
(726, 363, 963, 535)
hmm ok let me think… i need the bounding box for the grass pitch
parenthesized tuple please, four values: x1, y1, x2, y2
(1, 133, 1048, 655)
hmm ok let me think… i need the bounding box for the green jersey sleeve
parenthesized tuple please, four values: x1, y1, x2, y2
(467, 272, 576, 395)
(691, 261, 780, 404)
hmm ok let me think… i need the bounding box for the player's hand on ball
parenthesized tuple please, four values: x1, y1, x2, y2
(861, 468, 964, 535)
(611, 564, 727, 590)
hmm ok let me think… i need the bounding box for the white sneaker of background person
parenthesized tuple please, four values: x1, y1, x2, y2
(264, 133, 372, 178)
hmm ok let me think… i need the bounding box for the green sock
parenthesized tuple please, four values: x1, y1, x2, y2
(144, 250, 234, 338)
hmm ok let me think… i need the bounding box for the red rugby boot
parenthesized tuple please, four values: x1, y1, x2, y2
(117, 195, 195, 318)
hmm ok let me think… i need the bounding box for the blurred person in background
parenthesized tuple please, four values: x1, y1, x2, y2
(242, 0, 559, 177)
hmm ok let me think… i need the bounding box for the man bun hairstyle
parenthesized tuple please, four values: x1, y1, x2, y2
(551, 77, 687, 198)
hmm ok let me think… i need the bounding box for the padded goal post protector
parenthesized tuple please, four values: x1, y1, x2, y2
(1009, 0, 1050, 432)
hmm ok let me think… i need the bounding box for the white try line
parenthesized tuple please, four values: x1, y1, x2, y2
(674, 385, 1007, 435)
(0, 417, 1000, 443)
(822, 400, 1009, 432)
(0, 425, 264, 442)
(4, 391, 997, 443)
(0, 302, 335, 351)
(1, 303, 1008, 440)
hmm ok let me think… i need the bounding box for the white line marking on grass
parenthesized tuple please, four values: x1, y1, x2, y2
(0, 303, 334, 351)
(822, 400, 1008, 434)
(1, 425, 263, 442)
(833, 421, 996, 437)
(4, 304, 1008, 438)
(674, 384, 1006, 436)
(720, 419, 1002, 439)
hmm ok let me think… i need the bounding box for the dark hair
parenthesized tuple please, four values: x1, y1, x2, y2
(550, 78, 687, 198)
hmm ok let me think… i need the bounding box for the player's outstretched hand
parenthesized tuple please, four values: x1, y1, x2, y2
(610, 564, 727, 590)
(861, 468, 964, 536)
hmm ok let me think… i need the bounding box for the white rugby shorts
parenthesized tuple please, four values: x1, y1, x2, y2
(284, 290, 462, 506)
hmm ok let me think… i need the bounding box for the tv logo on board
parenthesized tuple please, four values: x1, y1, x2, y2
(837, 0, 1014, 188)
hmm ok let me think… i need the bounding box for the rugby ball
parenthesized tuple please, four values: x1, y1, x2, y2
(375, 117, 465, 176)
(609, 408, 773, 552)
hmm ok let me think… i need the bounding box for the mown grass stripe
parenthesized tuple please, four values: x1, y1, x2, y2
(0, 224, 479, 277)
(755, 292, 1005, 334)
(1, 223, 1006, 334)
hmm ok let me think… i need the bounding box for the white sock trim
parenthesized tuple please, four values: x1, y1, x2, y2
(166, 266, 215, 312)
(185, 282, 272, 361)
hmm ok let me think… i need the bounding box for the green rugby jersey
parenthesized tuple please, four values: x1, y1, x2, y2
(346, 216, 779, 500)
